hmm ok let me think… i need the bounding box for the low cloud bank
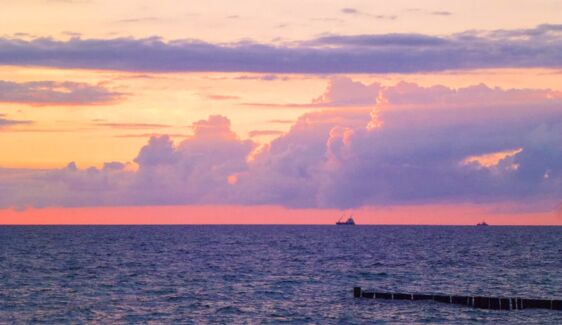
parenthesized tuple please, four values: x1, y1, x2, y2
(1, 79, 561, 212)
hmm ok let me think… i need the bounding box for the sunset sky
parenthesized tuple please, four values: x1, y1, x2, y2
(1, 0, 561, 224)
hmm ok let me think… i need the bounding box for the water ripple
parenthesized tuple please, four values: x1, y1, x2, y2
(0, 225, 560, 323)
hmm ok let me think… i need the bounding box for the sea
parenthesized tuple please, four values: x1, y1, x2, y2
(0, 225, 560, 324)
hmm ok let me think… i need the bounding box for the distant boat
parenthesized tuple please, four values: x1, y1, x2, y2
(476, 221, 489, 226)
(336, 215, 356, 225)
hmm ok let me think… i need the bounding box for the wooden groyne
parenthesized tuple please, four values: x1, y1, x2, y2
(353, 287, 562, 311)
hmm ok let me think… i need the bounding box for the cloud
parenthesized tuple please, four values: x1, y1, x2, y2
(0, 116, 32, 128)
(93, 122, 173, 129)
(268, 119, 295, 124)
(405, 9, 452, 16)
(0, 80, 123, 106)
(1, 80, 561, 212)
(233, 74, 287, 81)
(341, 8, 360, 15)
(248, 130, 284, 137)
(0, 127, 78, 133)
(114, 17, 163, 24)
(377, 81, 562, 109)
(340, 8, 397, 20)
(0, 24, 560, 73)
(431, 11, 452, 16)
(128, 115, 255, 205)
(234, 109, 372, 207)
(312, 77, 381, 106)
(114, 133, 187, 139)
(242, 76, 562, 109)
(237, 79, 562, 209)
(241, 77, 380, 108)
(0, 115, 253, 208)
(0, 163, 135, 209)
(202, 94, 241, 101)
(311, 33, 448, 46)
(462, 148, 523, 169)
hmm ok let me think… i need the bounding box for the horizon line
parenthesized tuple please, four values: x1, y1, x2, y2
(1, 223, 560, 226)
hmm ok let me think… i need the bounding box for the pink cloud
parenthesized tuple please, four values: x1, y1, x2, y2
(379, 81, 562, 109)
(1, 204, 559, 225)
(0, 80, 561, 217)
(312, 77, 381, 106)
(242, 77, 562, 109)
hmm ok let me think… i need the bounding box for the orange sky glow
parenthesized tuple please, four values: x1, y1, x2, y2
(2, 205, 560, 226)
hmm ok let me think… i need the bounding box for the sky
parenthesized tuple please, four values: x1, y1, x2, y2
(0, 0, 561, 224)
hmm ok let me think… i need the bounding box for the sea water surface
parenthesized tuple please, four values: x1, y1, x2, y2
(0, 226, 560, 324)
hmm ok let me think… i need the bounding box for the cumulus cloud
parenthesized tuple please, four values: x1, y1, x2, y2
(0, 24, 560, 73)
(0, 115, 254, 209)
(377, 81, 562, 109)
(0, 162, 134, 209)
(234, 109, 372, 207)
(239, 79, 562, 209)
(0, 80, 123, 105)
(245, 76, 562, 109)
(312, 77, 381, 106)
(126, 115, 256, 205)
(243, 77, 380, 108)
(1, 80, 561, 212)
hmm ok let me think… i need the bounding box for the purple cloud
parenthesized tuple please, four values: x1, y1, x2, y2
(312, 77, 381, 106)
(234, 80, 562, 209)
(0, 80, 123, 105)
(0, 115, 253, 208)
(0, 80, 561, 211)
(0, 116, 32, 128)
(244, 76, 562, 109)
(340, 8, 396, 20)
(0, 24, 560, 73)
(341, 8, 360, 15)
(233, 74, 287, 81)
(311, 33, 448, 46)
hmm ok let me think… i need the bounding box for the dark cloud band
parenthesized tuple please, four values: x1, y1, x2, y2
(0, 24, 560, 73)
(0, 80, 123, 105)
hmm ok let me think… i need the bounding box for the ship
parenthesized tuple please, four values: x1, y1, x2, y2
(476, 221, 489, 226)
(336, 215, 356, 225)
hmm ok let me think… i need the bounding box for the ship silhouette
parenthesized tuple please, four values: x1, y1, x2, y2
(336, 215, 356, 225)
